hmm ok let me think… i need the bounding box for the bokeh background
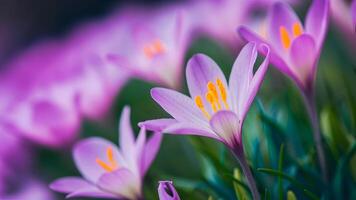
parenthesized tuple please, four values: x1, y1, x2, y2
(0, 0, 355, 199)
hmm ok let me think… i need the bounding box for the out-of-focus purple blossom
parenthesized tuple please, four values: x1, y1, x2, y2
(353, 0, 356, 26)
(0, 126, 54, 200)
(158, 181, 181, 200)
(239, 0, 329, 93)
(187, 0, 299, 50)
(239, 0, 330, 181)
(107, 5, 191, 89)
(1, 180, 55, 200)
(0, 16, 130, 147)
(140, 42, 270, 200)
(330, 0, 356, 48)
(50, 106, 162, 199)
(0, 129, 30, 194)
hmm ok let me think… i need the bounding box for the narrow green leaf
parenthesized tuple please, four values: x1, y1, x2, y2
(258, 168, 319, 200)
(278, 144, 285, 200)
(233, 168, 251, 200)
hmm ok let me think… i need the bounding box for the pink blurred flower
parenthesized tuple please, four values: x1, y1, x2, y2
(107, 5, 192, 89)
(330, 0, 356, 49)
(50, 106, 162, 199)
(158, 181, 181, 200)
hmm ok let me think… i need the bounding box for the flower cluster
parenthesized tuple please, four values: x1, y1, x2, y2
(2, 0, 356, 199)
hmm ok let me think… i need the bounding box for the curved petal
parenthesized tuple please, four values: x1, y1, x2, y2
(49, 177, 92, 194)
(229, 42, 257, 114)
(289, 34, 317, 86)
(163, 122, 221, 141)
(140, 132, 163, 176)
(139, 118, 178, 132)
(268, 2, 302, 51)
(209, 111, 240, 148)
(305, 0, 329, 49)
(158, 181, 181, 200)
(151, 88, 209, 127)
(97, 168, 141, 200)
(241, 44, 270, 121)
(186, 53, 230, 113)
(238, 27, 297, 84)
(352, 0, 356, 27)
(119, 106, 135, 160)
(66, 187, 117, 199)
(73, 137, 125, 183)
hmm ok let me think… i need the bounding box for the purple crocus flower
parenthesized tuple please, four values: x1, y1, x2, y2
(50, 106, 162, 199)
(158, 181, 181, 200)
(238, 0, 329, 181)
(140, 42, 270, 200)
(330, 0, 356, 49)
(1, 180, 55, 200)
(108, 5, 191, 89)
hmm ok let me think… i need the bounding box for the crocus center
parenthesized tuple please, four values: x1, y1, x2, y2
(194, 78, 229, 119)
(279, 22, 303, 49)
(95, 146, 119, 172)
(143, 39, 165, 59)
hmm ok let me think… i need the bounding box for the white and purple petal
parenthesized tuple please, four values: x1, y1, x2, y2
(151, 88, 209, 127)
(305, 0, 329, 49)
(73, 137, 125, 183)
(97, 168, 141, 200)
(158, 181, 181, 200)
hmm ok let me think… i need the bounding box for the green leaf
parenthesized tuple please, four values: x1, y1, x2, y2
(232, 168, 251, 200)
(257, 168, 319, 200)
(278, 144, 285, 200)
(333, 142, 356, 199)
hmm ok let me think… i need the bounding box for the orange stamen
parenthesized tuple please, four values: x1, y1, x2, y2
(279, 26, 291, 49)
(96, 146, 119, 172)
(143, 39, 165, 59)
(207, 82, 221, 110)
(216, 79, 229, 109)
(206, 91, 217, 112)
(195, 96, 210, 119)
(292, 22, 303, 37)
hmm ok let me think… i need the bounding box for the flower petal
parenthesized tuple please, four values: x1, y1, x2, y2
(151, 88, 209, 127)
(73, 137, 125, 183)
(49, 177, 92, 194)
(238, 27, 297, 85)
(158, 181, 181, 200)
(186, 53, 230, 113)
(119, 106, 135, 160)
(229, 42, 257, 114)
(139, 118, 178, 132)
(289, 34, 317, 86)
(209, 111, 240, 148)
(140, 132, 163, 176)
(163, 122, 221, 141)
(352, 0, 356, 27)
(268, 2, 302, 51)
(66, 187, 117, 199)
(305, 0, 329, 49)
(97, 168, 141, 199)
(241, 44, 270, 121)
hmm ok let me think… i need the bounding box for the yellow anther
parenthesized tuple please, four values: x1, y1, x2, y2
(206, 91, 217, 113)
(143, 39, 165, 59)
(279, 26, 291, 49)
(207, 82, 221, 110)
(153, 40, 165, 53)
(195, 96, 210, 119)
(292, 22, 303, 37)
(216, 79, 229, 109)
(96, 159, 114, 172)
(96, 146, 119, 172)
